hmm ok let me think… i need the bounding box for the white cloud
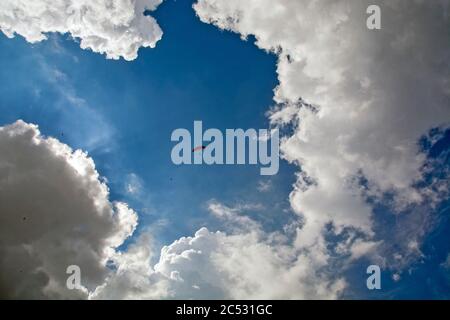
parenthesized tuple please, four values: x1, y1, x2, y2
(348, 239, 381, 262)
(194, 0, 450, 269)
(207, 200, 263, 233)
(2, 0, 450, 300)
(0, 0, 164, 61)
(257, 180, 272, 192)
(3, 122, 342, 300)
(125, 173, 143, 196)
(36, 60, 116, 152)
(0, 120, 137, 299)
(442, 254, 450, 269)
(392, 273, 401, 282)
(92, 218, 345, 300)
(60, 0, 450, 300)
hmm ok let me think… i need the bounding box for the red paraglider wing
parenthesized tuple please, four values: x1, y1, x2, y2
(192, 145, 207, 152)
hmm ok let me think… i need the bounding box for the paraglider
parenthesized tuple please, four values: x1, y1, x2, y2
(192, 145, 207, 152)
(171, 121, 280, 175)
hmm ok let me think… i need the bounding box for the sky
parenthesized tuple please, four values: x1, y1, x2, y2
(0, 0, 449, 299)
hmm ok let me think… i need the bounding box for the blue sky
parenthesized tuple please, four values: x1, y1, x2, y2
(0, 0, 449, 299)
(0, 0, 296, 245)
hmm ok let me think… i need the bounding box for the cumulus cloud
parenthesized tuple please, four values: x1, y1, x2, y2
(4, 121, 337, 300)
(194, 0, 450, 269)
(0, 119, 341, 299)
(92, 203, 345, 300)
(0, 120, 137, 299)
(2, 0, 450, 300)
(0, 0, 164, 60)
